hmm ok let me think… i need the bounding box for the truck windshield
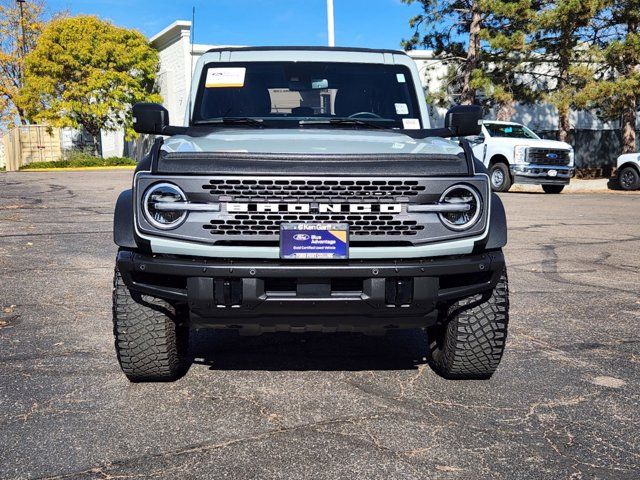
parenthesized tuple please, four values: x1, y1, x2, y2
(485, 123, 539, 139)
(192, 62, 422, 129)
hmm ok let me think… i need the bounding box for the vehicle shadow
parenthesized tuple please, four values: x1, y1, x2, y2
(189, 328, 430, 372)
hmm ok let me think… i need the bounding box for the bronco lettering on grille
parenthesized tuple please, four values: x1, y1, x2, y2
(226, 203, 402, 214)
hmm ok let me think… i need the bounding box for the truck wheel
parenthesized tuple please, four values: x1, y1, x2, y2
(112, 268, 189, 382)
(619, 166, 640, 191)
(542, 184, 564, 194)
(428, 269, 509, 380)
(489, 163, 512, 192)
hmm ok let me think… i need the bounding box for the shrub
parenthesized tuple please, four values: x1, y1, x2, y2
(21, 153, 135, 169)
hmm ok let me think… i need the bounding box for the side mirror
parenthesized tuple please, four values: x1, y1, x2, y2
(132, 103, 178, 135)
(445, 104, 483, 137)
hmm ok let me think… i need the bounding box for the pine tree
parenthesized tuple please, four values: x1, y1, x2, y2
(575, 0, 640, 153)
(532, 0, 604, 142)
(401, 0, 538, 117)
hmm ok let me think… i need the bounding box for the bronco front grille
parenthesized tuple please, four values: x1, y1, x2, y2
(135, 174, 491, 248)
(202, 178, 427, 201)
(203, 213, 425, 237)
(526, 148, 571, 166)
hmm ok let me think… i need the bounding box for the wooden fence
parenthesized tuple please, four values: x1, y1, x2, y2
(1, 125, 63, 171)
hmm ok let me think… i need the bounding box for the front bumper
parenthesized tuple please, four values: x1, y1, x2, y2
(117, 249, 505, 331)
(511, 164, 574, 185)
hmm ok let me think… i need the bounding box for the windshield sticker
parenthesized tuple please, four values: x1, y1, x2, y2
(402, 118, 420, 130)
(395, 103, 409, 115)
(205, 67, 246, 88)
(396, 73, 406, 83)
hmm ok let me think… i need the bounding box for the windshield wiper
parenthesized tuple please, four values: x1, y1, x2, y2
(299, 118, 394, 130)
(193, 117, 264, 128)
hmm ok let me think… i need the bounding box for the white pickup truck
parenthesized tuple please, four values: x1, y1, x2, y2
(616, 153, 640, 190)
(471, 121, 575, 193)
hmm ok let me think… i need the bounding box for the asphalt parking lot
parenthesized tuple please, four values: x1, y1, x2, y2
(1, 170, 639, 480)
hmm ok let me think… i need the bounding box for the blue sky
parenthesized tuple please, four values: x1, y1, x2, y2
(46, 0, 424, 49)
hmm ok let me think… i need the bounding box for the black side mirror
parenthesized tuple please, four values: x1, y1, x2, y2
(132, 103, 170, 134)
(445, 104, 483, 137)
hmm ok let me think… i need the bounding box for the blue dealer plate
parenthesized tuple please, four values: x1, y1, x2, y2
(280, 223, 349, 259)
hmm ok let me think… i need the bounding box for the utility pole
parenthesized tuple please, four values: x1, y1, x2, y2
(327, 0, 335, 47)
(16, 0, 27, 59)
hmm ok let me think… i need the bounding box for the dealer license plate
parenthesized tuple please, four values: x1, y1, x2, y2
(280, 223, 349, 259)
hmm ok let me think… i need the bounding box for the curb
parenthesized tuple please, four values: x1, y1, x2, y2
(510, 179, 640, 194)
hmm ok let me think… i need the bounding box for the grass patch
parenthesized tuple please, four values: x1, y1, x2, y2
(21, 152, 135, 170)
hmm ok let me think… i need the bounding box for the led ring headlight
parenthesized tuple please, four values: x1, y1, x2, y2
(438, 184, 482, 231)
(143, 183, 188, 230)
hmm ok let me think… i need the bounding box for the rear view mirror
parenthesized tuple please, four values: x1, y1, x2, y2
(445, 105, 483, 137)
(132, 103, 187, 135)
(133, 103, 169, 134)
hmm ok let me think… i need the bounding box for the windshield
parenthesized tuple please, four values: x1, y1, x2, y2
(485, 123, 539, 139)
(192, 62, 422, 129)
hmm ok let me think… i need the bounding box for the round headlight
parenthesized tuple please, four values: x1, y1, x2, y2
(438, 184, 482, 231)
(143, 183, 187, 230)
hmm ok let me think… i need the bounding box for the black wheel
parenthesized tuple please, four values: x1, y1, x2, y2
(112, 267, 189, 382)
(619, 166, 640, 191)
(427, 269, 509, 380)
(489, 163, 512, 192)
(542, 184, 565, 194)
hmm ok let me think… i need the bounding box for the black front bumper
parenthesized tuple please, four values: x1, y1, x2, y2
(117, 249, 505, 330)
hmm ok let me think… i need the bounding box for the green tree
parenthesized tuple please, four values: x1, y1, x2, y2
(532, 0, 604, 142)
(19, 15, 161, 153)
(575, 0, 640, 153)
(401, 0, 538, 118)
(0, 0, 46, 127)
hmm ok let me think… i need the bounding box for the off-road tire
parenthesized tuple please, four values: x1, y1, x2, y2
(428, 269, 509, 380)
(489, 163, 512, 192)
(542, 184, 564, 194)
(112, 268, 189, 382)
(619, 166, 640, 191)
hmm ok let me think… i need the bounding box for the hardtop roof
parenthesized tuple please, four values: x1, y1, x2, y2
(204, 46, 408, 55)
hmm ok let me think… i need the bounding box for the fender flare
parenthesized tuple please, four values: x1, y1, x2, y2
(485, 193, 508, 249)
(113, 189, 137, 248)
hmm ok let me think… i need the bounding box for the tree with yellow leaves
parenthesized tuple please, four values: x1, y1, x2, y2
(18, 15, 161, 154)
(0, 0, 46, 128)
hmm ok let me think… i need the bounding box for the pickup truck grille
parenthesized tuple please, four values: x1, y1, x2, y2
(204, 213, 425, 237)
(203, 178, 427, 201)
(527, 148, 571, 166)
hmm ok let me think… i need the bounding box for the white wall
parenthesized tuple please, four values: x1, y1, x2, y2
(150, 21, 193, 127)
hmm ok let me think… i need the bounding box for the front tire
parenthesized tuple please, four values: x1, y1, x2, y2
(542, 184, 565, 194)
(619, 166, 640, 191)
(112, 268, 189, 382)
(489, 163, 512, 192)
(427, 269, 509, 380)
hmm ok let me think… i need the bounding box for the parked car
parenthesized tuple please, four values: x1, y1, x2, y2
(470, 121, 575, 193)
(112, 47, 510, 382)
(616, 153, 640, 190)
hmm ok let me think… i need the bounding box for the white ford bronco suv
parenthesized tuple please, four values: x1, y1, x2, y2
(471, 120, 575, 193)
(112, 47, 509, 382)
